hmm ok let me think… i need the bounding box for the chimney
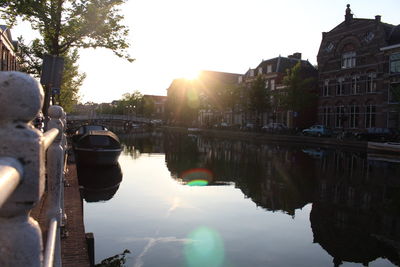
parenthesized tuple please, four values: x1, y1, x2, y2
(345, 4, 353, 23)
(375, 15, 381, 23)
(288, 53, 302, 60)
(322, 32, 327, 39)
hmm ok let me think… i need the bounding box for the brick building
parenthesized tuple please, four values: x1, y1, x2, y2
(239, 53, 317, 128)
(0, 25, 19, 71)
(317, 5, 400, 132)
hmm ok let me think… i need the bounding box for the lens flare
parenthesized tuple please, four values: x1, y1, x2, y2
(184, 227, 225, 267)
(181, 168, 213, 186)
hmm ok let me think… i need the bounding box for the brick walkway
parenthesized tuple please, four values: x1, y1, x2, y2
(62, 161, 91, 267)
(32, 158, 90, 267)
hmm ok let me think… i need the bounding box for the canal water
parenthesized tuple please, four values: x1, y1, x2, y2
(77, 131, 400, 267)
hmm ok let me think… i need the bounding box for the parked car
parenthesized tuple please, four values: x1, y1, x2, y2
(354, 127, 400, 141)
(240, 123, 254, 131)
(262, 123, 288, 133)
(302, 125, 332, 137)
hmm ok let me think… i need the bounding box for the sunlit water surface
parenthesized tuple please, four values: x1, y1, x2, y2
(81, 132, 399, 267)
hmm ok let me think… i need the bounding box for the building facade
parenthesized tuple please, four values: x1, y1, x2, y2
(0, 26, 19, 71)
(317, 5, 400, 132)
(239, 53, 317, 128)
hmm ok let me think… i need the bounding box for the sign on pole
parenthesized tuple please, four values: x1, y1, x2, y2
(40, 55, 64, 89)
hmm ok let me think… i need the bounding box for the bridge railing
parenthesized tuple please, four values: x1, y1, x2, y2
(67, 113, 150, 123)
(0, 72, 67, 267)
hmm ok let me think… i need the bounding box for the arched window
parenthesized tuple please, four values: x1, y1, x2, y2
(365, 101, 376, 128)
(350, 73, 360, 95)
(335, 102, 346, 128)
(366, 71, 377, 93)
(322, 102, 331, 126)
(349, 101, 360, 128)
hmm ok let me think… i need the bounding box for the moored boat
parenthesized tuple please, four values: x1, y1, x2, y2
(73, 128, 122, 165)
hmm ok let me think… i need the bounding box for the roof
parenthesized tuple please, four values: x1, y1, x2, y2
(253, 56, 314, 75)
(388, 25, 400, 45)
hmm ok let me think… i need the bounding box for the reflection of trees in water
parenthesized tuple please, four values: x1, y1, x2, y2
(118, 131, 400, 266)
(95, 249, 131, 267)
(164, 132, 200, 180)
(120, 132, 164, 159)
(164, 133, 316, 215)
(312, 150, 400, 266)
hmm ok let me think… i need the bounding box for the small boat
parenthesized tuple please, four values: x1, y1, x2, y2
(367, 142, 400, 154)
(73, 127, 122, 165)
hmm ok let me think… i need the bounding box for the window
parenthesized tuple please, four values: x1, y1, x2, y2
(389, 82, 400, 103)
(390, 53, 400, 73)
(322, 107, 331, 126)
(265, 80, 269, 89)
(258, 67, 263, 75)
(366, 73, 376, 93)
(335, 105, 345, 128)
(349, 104, 360, 128)
(336, 77, 345, 95)
(267, 65, 272, 73)
(342, 52, 356, 69)
(323, 80, 330, 96)
(270, 80, 275, 90)
(238, 76, 243, 83)
(365, 104, 376, 128)
(249, 69, 254, 77)
(350, 75, 361, 94)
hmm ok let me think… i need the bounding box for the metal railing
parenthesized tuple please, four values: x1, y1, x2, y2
(0, 71, 67, 267)
(67, 113, 150, 123)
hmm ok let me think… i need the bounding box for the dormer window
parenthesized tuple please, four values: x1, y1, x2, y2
(267, 65, 272, 73)
(249, 69, 254, 77)
(258, 67, 263, 75)
(238, 76, 243, 83)
(342, 51, 356, 69)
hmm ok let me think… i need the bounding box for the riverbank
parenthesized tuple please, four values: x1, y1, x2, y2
(161, 126, 368, 151)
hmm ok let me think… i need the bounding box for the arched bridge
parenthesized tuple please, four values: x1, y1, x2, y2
(66, 114, 152, 132)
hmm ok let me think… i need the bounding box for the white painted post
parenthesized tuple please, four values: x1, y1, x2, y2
(46, 105, 65, 267)
(0, 71, 45, 267)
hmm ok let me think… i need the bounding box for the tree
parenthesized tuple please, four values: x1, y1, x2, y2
(217, 83, 241, 125)
(0, 0, 133, 112)
(17, 37, 86, 112)
(248, 75, 270, 128)
(0, 0, 133, 61)
(279, 62, 318, 128)
(280, 62, 317, 112)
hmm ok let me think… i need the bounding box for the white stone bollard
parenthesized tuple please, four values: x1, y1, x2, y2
(0, 71, 45, 267)
(46, 106, 64, 220)
(46, 105, 65, 267)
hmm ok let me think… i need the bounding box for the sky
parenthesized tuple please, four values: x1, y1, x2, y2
(5, 0, 400, 103)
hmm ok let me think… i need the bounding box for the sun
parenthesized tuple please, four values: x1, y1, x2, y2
(181, 68, 200, 80)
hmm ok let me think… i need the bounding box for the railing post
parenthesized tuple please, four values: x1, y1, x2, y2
(0, 71, 46, 267)
(46, 105, 65, 267)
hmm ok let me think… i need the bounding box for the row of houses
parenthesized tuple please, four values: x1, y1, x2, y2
(0, 25, 19, 72)
(166, 5, 400, 132)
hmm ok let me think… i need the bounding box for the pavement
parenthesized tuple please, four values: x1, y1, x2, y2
(31, 154, 91, 267)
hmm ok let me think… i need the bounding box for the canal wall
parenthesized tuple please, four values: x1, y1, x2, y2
(161, 126, 368, 152)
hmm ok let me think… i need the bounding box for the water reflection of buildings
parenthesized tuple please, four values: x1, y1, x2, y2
(163, 132, 400, 266)
(164, 132, 316, 214)
(121, 132, 164, 159)
(76, 164, 123, 202)
(312, 150, 400, 266)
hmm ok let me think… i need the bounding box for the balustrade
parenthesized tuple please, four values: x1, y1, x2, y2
(0, 71, 67, 267)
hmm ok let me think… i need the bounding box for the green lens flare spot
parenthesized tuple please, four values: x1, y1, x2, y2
(187, 179, 209, 186)
(184, 227, 225, 267)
